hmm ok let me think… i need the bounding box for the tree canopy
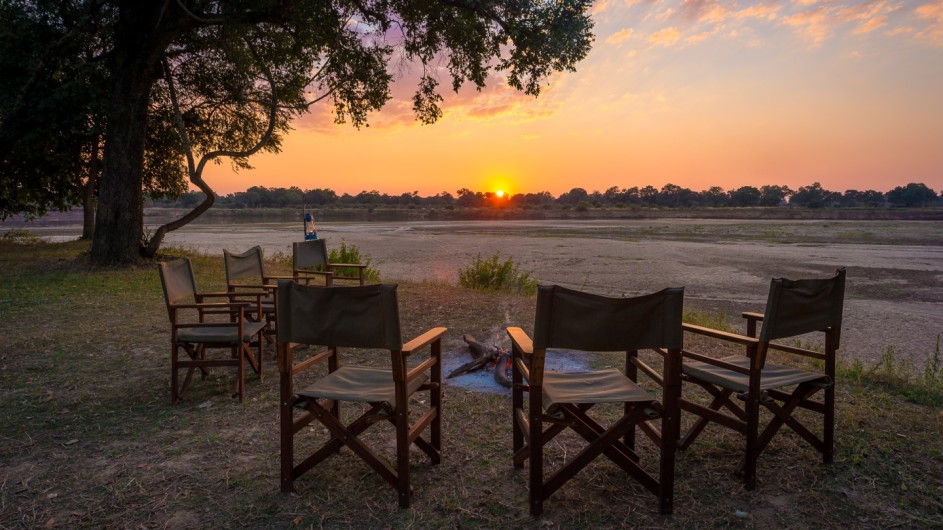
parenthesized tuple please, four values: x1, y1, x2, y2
(1, 0, 594, 263)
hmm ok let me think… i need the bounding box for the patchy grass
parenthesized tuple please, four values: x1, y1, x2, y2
(458, 252, 538, 295)
(1, 241, 941, 529)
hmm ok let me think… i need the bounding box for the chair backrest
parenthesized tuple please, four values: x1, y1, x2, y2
(224, 246, 265, 282)
(533, 284, 684, 353)
(293, 239, 328, 271)
(277, 280, 402, 350)
(759, 268, 845, 345)
(158, 258, 197, 306)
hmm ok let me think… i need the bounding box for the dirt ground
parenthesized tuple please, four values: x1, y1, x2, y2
(16, 215, 943, 366)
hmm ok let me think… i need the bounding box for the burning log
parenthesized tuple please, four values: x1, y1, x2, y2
(447, 334, 512, 388)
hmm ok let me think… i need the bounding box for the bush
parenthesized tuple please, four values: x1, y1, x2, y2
(329, 241, 380, 282)
(2, 229, 40, 244)
(458, 252, 538, 295)
(849, 337, 943, 406)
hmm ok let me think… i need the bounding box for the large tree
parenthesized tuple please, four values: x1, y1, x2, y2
(4, 1, 594, 264)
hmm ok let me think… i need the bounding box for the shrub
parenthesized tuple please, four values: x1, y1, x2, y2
(848, 338, 943, 407)
(3, 229, 40, 244)
(329, 241, 380, 282)
(458, 252, 538, 295)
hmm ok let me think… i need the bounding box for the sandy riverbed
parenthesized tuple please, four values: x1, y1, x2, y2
(12, 215, 943, 366)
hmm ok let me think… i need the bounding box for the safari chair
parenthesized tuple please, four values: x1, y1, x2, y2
(678, 268, 846, 490)
(157, 258, 265, 403)
(292, 239, 368, 286)
(223, 245, 291, 344)
(276, 281, 446, 508)
(507, 284, 684, 516)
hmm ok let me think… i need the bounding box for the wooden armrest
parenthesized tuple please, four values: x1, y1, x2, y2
(767, 342, 827, 360)
(681, 349, 752, 375)
(402, 327, 448, 354)
(683, 323, 758, 346)
(262, 274, 295, 281)
(220, 291, 269, 299)
(742, 311, 764, 321)
(506, 327, 533, 355)
(228, 283, 276, 291)
(195, 291, 235, 298)
(293, 269, 333, 277)
(172, 302, 249, 310)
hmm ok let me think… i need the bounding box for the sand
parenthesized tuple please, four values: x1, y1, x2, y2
(13, 214, 943, 367)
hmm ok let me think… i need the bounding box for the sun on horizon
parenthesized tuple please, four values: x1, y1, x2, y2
(495, 189, 505, 198)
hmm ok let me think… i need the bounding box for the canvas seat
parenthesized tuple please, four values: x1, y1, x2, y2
(277, 281, 445, 508)
(292, 239, 369, 286)
(508, 284, 684, 516)
(158, 258, 265, 403)
(224, 245, 292, 345)
(679, 268, 846, 490)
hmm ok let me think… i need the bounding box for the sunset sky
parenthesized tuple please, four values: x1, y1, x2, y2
(205, 0, 943, 197)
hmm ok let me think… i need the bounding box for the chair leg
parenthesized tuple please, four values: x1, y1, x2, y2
(679, 386, 735, 450)
(824, 383, 834, 464)
(280, 374, 296, 493)
(234, 344, 245, 402)
(743, 393, 760, 490)
(171, 344, 179, 404)
(529, 390, 545, 516)
(512, 352, 525, 468)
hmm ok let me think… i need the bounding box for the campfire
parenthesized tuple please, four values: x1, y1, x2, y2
(447, 334, 512, 388)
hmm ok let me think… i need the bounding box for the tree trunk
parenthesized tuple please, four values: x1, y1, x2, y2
(80, 140, 100, 240)
(90, 2, 181, 264)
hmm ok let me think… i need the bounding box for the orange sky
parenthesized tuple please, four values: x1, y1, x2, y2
(205, 0, 943, 196)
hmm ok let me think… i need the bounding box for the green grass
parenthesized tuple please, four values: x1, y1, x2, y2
(1, 240, 941, 529)
(458, 252, 538, 295)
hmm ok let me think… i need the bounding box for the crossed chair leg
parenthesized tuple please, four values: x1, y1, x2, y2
(281, 397, 441, 508)
(515, 402, 675, 516)
(679, 380, 832, 489)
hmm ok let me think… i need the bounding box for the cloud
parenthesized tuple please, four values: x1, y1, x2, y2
(649, 27, 683, 46)
(735, 4, 782, 21)
(915, 0, 943, 45)
(782, 7, 832, 45)
(606, 27, 635, 44)
(592, 0, 610, 15)
(677, 0, 730, 24)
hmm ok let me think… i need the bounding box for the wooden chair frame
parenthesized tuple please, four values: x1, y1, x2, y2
(277, 283, 446, 508)
(224, 246, 293, 346)
(678, 269, 845, 490)
(508, 286, 683, 516)
(292, 239, 367, 286)
(159, 258, 265, 403)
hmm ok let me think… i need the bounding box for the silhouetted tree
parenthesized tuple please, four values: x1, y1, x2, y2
(729, 186, 761, 207)
(886, 183, 938, 207)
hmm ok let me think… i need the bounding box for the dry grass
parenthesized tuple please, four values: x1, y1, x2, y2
(1, 240, 941, 529)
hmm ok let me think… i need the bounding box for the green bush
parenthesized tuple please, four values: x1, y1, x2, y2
(2, 229, 40, 244)
(845, 337, 943, 407)
(329, 241, 380, 282)
(458, 252, 538, 295)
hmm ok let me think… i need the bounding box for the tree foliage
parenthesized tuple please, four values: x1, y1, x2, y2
(155, 181, 939, 210)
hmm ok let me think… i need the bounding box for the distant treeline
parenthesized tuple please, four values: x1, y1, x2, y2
(150, 182, 941, 210)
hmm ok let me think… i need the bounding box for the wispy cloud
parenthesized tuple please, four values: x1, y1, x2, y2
(915, 0, 943, 45)
(606, 27, 635, 44)
(649, 27, 683, 46)
(782, 6, 833, 46)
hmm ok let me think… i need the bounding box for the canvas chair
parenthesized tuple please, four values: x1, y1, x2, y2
(292, 239, 368, 286)
(223, 245, 291, 343)
(276, 281, 446, 508)
(507, 284, 684, 516)
(157, 258, 265, 403)
(678, 268, 846, 490)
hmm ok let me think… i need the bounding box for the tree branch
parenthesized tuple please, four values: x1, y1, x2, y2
(143, 44, 281, 257)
